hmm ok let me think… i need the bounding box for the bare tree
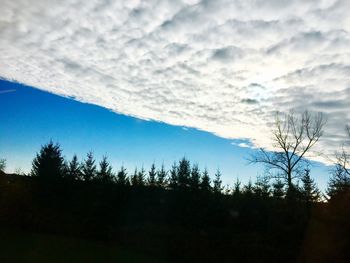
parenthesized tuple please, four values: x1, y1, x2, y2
(327, 125, 350, 197)
(250, 111, 325, 190)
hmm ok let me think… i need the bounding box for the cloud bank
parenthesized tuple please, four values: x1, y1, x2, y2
(1, 0, 350, 163)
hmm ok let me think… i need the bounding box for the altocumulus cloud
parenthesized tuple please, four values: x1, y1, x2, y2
(1, 0, 350, 163)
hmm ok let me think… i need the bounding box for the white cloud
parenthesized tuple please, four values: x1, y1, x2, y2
(1, 0, 350, 163)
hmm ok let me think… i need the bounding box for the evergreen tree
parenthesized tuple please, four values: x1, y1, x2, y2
(232, 178, 241, 197)
(254, 175, 271, 198)
(156, 164, 167, 188)
(327, 164, 350, 198)
(169, 162, 178, 190)
(97, 156, 114, 183)
(67, 154, 81, 180)
(131, 168, 139, 186)
(213, 169, 223, 194)
(147, 163, 157, 186)
(116, 166, 129, 186)
(243, 179, 254, 196)
(178, 157, 191, 189)
(300, 169, 320, 203)
(81, 152, 97, 182)
(189, 164, 201, 191)
(0, 158, 6, 172)
(272, 179, 285, 199)
(31, 141, 65, 179)
(137, 167, 146, 186)
(200, 168, 212, 192)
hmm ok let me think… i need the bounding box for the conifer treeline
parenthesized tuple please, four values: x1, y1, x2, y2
(29, 141, 324, 202)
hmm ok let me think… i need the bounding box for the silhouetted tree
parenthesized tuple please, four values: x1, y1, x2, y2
(250, 111, 325, 191)
(243, 179, 254, 197)
(213, 169, 223, 194)
(137, 167, 146, 186)
(254, 175, 271, 198)
(0, 158, 6, 172)
(147, 163, 157, 186)
(189, 164, 201, 191)
(169, 162, 178, 190)
(31, 141, 65, 179)
(272, 179, 285, 199)
(178, 157, 191, 189)
(300, 169, 320, 204)
(67, 154, 81, 180)
(131, 168, 139, 186)
(232, 178, 241, 197)
(200, 168, 211, 192)
(156, 164, 167, 188)
(328, 125, 350, 198)
(116, 166, 129, 186)
(81, 152, 97, 182)
(97, 156, 114, 183)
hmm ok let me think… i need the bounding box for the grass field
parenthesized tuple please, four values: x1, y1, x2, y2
(0, 230, 168, 263)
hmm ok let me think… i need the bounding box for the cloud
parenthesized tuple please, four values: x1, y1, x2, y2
(0, 0, 350, 163)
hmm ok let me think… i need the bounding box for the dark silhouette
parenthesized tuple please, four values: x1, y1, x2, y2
(1, 140, 349, 263)
(250, 111, 325, 193)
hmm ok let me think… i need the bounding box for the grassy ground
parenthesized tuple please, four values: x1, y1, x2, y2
(0, 230, 168, 263)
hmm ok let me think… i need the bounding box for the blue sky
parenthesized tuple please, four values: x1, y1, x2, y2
(0, 79, 331, 190)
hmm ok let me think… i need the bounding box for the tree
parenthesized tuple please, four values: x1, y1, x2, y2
(254, 175, 271, 198)
(300, 168, 320, 203)
(178, 157, 191, 189)
(250, 111, 325, 191)
(200, 168, 211, 192)
(189, 164, 201, 191)
(156, 164, 167, 188)
(31, 141, 65, 179)
(97, 155, 114, 183)
(147, 163, 157, 186)
(232, 178, 241, 197)
(0, 158, 6, 172)
(328, 125, 350, 198)
(213, 169, 223, 194)
(67, 154, 81, 180)
(272, 179, 285, 199)
(81, 152, 97, 182)
(243, 179, 254, 197)
(116, 166, 129, 186)
(131, 168, 139, 186)
(168, 162, 178, 190)
(137, 167, 146, 186)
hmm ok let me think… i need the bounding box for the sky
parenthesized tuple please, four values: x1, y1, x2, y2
(0, 79, 332, 190)
(0, 0, 349, 189)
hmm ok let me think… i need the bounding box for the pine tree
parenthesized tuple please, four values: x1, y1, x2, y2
(67, 154, 81, 180)
(156, 164, 167, 188)
(97, 156, 114, 183)
(131, 168, 139, 186)
(243, 179, 254, 196)
(178, 157, 191, 189)
(169, 162, 178, 190)
(137, 167, 146, 186)
(254, 175, 271, 198)
(0, 158, 6, 172)
(147, 163, 157, 186)
(31, 141, 65, 179)
(81, 152, 97, 182)
(327, 164, 350, 198)
(232, 178, 241, 197)
(116, 166, 129, 186)
(189, 164, 201, 191)
(272, 179, 285, 199)
(200, 168, 212, 192)
(213, 169, 223, 194)
(300, 169, 320, 203)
